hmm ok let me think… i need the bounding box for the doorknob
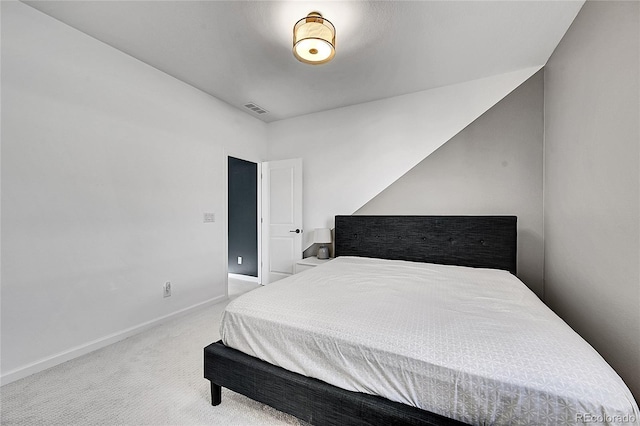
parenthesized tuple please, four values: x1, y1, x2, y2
(289, 229, 302, 234)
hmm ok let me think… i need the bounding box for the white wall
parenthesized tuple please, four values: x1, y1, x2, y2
(266, 66, 540, 249)
(544, 1, 639, 399)
(357, 71, 544, 295)
(1, 1, 266, 382)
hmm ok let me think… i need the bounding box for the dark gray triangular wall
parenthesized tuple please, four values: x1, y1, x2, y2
(356, 71, 544, 296)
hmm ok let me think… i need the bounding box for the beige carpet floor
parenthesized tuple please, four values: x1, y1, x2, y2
(1, 278, 305, 426)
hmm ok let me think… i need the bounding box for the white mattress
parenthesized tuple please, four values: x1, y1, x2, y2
(221, 256, 639, 425)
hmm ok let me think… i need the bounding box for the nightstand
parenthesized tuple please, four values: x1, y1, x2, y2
(294, 256, 333, 274)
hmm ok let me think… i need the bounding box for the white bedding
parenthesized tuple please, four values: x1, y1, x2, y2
(221, 256, 639, 425)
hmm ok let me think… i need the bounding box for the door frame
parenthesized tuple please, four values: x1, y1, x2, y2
(224, 155, 302, 289)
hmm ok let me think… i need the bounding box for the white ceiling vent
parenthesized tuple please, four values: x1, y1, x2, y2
(243, 102, 268, 115)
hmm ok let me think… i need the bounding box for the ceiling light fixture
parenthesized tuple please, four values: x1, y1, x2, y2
(293, 11, 335, 65)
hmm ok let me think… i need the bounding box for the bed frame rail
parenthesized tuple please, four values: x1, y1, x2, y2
(204, 341, 464, 425)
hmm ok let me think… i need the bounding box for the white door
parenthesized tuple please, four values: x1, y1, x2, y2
(261, 158, 303, 284)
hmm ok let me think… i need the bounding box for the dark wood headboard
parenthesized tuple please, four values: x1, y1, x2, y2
(334, 215, 517, 274)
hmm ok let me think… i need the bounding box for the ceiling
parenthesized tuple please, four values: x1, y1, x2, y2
(22, 1, 584, 123)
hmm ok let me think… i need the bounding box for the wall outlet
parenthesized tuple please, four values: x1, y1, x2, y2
(163, 281, 171, 298)
(237, 256, 243, 265)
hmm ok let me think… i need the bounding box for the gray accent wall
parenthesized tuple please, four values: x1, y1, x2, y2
(544, 1, 639, 399)
(357, 71, 544, 296)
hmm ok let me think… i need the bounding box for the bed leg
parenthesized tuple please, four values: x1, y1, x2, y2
(211, 382, 222, 406)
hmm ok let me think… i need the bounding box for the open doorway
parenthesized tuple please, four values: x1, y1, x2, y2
(228, 157, 259, 289)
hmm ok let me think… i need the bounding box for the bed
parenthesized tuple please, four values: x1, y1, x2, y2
(204, 215, 639, 425)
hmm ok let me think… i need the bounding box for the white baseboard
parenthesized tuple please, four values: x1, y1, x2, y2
(228, 273, 259, 283)
(0, 295, 227, 386)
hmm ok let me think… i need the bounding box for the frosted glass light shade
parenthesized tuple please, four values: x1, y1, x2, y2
(293, 12, 335, 65)
(314, 228, 332, 244)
